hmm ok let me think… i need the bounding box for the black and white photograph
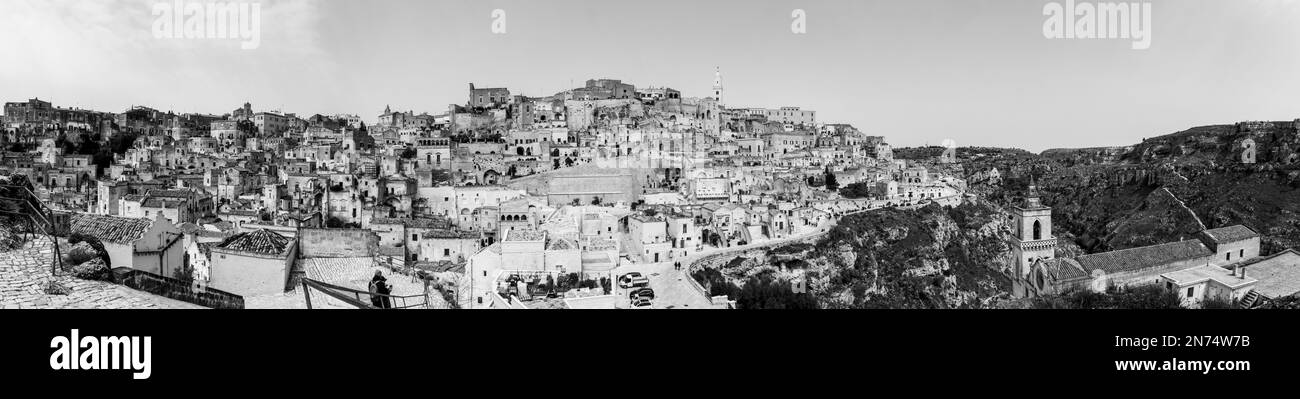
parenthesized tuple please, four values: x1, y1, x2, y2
(0, 0, 1296, 386)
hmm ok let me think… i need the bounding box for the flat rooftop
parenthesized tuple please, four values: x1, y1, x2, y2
(1162, 265, 1256, 289)
(1234, 249, 1300, 298)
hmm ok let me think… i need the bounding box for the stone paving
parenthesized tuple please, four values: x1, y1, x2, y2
(0, 238, 204, 309)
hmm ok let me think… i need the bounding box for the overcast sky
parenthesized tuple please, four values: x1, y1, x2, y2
(3, 0, 1299, 151)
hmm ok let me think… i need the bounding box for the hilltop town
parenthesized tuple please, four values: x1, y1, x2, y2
(0, 70, 970, 309)
(3, 71, 1299, 310)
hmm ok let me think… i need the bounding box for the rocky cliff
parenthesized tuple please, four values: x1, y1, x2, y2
(797, 199, 1013, 308)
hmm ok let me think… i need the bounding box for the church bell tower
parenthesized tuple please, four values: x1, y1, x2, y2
(712, 66, 724, 106)
(1010, 179, 1057, 293)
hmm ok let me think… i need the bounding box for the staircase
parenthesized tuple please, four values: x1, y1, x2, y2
(0, 181, 68, 276)
(1239, 290, 1263, 309)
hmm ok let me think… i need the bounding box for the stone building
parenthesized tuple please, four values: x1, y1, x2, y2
(468, 83, 511, 109)
(69, 212, 185, 278)
(209, 229, 298, 297)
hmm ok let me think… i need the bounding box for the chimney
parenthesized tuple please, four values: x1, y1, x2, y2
(1240, 267, 1247, 280)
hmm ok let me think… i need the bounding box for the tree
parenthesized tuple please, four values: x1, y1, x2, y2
(1031, 285, 1184, 309)
(556, 273, 572, 291)
(108, 131, 139, 154)
(839, 182, 875, 199)
(591, 196, 602, 206)
(824, 167, 839, 191)
(325, 216, 346, 228)
(564, 157, 574, 167)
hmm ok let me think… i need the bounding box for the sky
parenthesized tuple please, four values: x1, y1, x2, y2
(2, 0, 1300, 152)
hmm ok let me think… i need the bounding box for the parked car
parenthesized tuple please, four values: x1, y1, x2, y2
(632, 297, 653, 308)
(628, 288, 655, 300)
(618, 272, 648, 288)
(629, 276, 650, 289)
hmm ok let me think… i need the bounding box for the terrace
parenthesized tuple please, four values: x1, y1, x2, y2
(493, 270, 612, 309)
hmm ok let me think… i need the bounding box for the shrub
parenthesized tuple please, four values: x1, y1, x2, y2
(64, 242, 100, 266)
(1200, 295, 1237, 309)
(67, 233, 111, 268)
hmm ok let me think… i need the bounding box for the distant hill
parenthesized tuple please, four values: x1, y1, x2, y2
(966, 120, 1300, 256)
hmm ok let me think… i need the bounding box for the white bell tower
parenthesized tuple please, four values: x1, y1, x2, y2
(712, 66, 724, 106)
(1010, 179, 1057, 295)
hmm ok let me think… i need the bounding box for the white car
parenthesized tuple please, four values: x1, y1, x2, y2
(618, 273, 650, 289)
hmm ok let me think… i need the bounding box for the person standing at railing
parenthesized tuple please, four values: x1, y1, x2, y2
(369, 270, 393, 309)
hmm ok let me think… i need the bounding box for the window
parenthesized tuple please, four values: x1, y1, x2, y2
(1240, 249, 1244, 258)
(412, 234, 419, 241)
(1187, 287, 1195, 297)
(1226, 253, 1231, 261)
(444, 249, 450, 256)
(1032, 220, 1042, 241)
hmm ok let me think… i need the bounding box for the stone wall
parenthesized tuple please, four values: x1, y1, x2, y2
(298, 228, 378, 258)
(112, 268, 244, 309)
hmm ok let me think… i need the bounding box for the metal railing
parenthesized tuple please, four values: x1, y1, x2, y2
(300, 278, 430, 309)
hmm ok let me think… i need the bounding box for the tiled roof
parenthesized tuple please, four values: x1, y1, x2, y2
(146, 188, 200, 198)
(1199, 225, 1259, 245)
(422, 229, 479, 239)
(372, 217, 452, 229)
(586, 237, 619, 251)
(1042, 258, 1089, 280)
(176, 222, 202, 234)
(195, 242, 217, 258)
(370, 217, 404, 225)
(220, 209, 259, 217)
(70, 213, 154, 244)
(505, 229, 546, 241)
(415, 261, 464, 273)
(547, 237, 577, 251)
(142, 197, 187, 208)
(1074, 240, 1212, 274)
(216, 229, 292, 257)
(208, 221, 236, 232)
